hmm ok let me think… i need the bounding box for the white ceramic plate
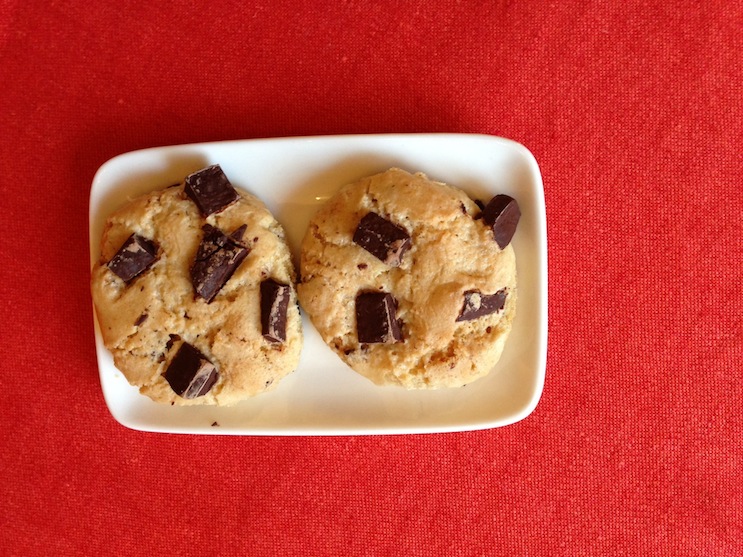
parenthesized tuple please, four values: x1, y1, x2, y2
(89, 134, 547, 435)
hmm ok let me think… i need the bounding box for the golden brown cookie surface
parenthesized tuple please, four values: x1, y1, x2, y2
(298, 168, 517, 389)
(91, 167, 302, 405)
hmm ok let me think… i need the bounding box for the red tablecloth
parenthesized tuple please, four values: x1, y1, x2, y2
(2, 1, 741, 555)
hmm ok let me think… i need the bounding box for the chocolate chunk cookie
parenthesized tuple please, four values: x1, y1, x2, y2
(298, 168, 518, 389)
(91, 165, 302, 405)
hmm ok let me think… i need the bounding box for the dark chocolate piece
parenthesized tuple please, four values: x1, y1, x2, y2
(353, 212, 411, 267)
(134, 313, 148, 327)
(165, 334, 181, 351)
(163, 342, 219, 399)
(355, 291, 403, 344)
(456, 289, 507, 322)
(260, 279, 290, 343)
(230, 224, 247, 242)
(191, 224, 250, 303)
(184, 164, 240, 216)
(482, 195, 521, 249)
(107, 233, 159, 282)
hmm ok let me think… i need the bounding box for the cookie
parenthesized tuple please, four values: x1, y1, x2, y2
(297, 168, 518, 389)
(91, 165, 302, 405)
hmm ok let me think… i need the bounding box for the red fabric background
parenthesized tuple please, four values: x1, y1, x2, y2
(1, 1, 741, 555)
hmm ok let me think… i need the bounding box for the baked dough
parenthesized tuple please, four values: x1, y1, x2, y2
(91, 170, 302, 405)
(297, 168, 517, 389)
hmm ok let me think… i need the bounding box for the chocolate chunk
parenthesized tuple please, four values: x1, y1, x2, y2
(184, 164, 240, 216)
(355, 291, 403, 344)
(230, 224, 247, 242)
(165, 334, 181, 351)
(482, 195, 521, 249)
(191, 224, 249, 303)
(134, 313, 148, 327)
(353, 212, 411, 267)
(456, 289, 507, 322)
(107, 233, 159, 282)
(163, 342, 219, 399)
(260, 279, 290, 343)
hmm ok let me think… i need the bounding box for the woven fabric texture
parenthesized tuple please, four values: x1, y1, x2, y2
(1, 1, 741, 555)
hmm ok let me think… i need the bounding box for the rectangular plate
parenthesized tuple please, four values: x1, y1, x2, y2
(90, 134, 547, 435)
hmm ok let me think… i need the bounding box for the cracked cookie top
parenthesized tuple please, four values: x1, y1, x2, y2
(297, 168, 517, 389)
